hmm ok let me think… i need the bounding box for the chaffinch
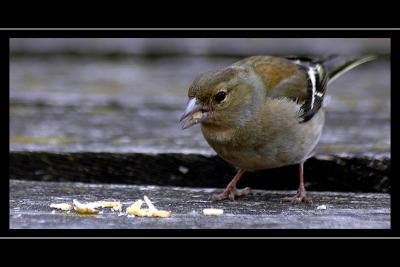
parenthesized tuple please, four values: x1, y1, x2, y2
(180, 55, 376, 203)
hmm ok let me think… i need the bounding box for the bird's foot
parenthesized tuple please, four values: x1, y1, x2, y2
(280, 189, 312, 204)
(209, 186, 251, 201)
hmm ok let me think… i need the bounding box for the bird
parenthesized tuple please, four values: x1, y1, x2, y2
(179, 54, 376, 203)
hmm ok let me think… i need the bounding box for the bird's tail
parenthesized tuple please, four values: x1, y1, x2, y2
(320, 55, 377, 84)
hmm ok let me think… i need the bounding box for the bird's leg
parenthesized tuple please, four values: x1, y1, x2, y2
(209, 168, 251, 201)
(281, 162, 312, 204)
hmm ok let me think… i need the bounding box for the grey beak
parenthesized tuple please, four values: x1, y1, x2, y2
(179, 98, 210, 129)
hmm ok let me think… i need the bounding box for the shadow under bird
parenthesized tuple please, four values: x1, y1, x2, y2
(180, 55, 376, 203)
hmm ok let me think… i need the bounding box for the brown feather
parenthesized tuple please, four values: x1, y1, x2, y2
(234, 56, 309, 101)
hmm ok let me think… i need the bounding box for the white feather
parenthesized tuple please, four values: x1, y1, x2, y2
(307, 67, 317, 109)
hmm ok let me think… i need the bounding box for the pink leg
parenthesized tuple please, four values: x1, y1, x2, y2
(281, 163, 312, 204)
(209, 168, 251, 201)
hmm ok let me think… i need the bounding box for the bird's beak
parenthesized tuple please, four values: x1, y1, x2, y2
(179, 98, 210, 129)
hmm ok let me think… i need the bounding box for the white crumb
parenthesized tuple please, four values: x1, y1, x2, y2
(192, 111, 203, 120)
(178, 166, 189, 174)
(203, 208, 224, 216)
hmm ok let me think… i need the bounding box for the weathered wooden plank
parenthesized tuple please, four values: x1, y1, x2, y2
(9, 152, 390, 193)
(10, 180, 390, 229)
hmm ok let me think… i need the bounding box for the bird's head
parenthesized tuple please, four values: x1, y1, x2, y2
(180, 66, 263, 129)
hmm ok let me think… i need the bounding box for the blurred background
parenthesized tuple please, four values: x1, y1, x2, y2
(9, 38, 390, 157)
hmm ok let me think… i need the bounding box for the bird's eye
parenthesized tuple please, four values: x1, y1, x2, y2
(214, 91, 226, 103)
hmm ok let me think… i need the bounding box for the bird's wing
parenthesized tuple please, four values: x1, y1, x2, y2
(235, 56, 328, 123)
(284, 56, 329, 123)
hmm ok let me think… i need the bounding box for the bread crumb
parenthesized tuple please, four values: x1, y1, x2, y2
(50, 197, 170, 218)
(126, 196, 171, 218)
(126, 200, 148, 217)
(143, 196, 157, 212)
(178, 166, 189, 174)
(73, 200, 99, 214)
(192, 111, 203, 120)
(203, 208, 224, 216)
(317, 205, 327, 210)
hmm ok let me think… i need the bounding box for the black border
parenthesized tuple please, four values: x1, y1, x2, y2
(2, 36, 10, 235)
(391, 36, 398, 234)
(3, 29, 398, 238)
(6, 29, 394, 38)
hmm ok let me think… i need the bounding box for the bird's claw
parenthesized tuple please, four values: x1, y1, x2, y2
(280, 190, 312, 204)
(209, 187, 251, 201)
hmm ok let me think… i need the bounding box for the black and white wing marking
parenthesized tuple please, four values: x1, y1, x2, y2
(285, 56, 328, 123)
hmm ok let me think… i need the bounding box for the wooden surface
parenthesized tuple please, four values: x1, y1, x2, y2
(10, 180, 390, 229)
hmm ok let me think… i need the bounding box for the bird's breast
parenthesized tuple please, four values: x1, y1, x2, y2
(200, 103, 325, 171)
(201, 123, 278, 170)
